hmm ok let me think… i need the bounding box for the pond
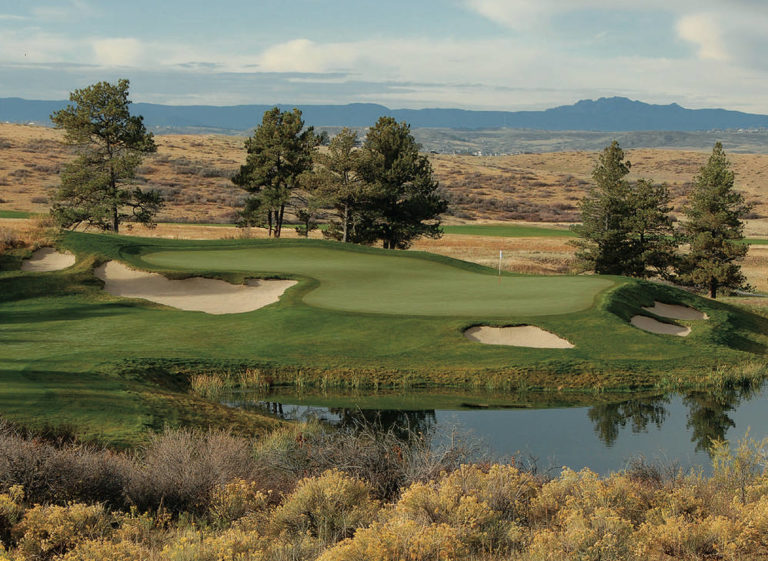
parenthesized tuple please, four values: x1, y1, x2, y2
(225, 381, 768, 474)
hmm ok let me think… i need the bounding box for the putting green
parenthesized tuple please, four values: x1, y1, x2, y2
(142, 246, 614, 317)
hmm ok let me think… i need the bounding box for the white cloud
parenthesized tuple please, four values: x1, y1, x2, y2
(676, 13, 728, 62)
(91, 38, 144, 67)
(258, 39, 357, 73)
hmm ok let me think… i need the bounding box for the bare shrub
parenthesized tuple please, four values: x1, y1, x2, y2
(253, 420, 472, 501)
(125, 428, 257, 514)
(0, 425, 130, 509)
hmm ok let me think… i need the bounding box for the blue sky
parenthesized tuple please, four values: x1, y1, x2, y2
(1, 0, 768, 112)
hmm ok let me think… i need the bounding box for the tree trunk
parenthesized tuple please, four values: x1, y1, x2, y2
(276, 205, 285, 238)
(710, 278, 718, 299)
(111, 173, 119, 233)
(267, 211, 273, 237)
(342, 204, 349, 243)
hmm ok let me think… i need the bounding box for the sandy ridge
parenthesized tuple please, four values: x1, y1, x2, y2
(94, 261, 296, 315)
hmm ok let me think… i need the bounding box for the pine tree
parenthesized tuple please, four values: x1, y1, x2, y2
(50, 79, 160, 232)
(678, 142, 751, 298)
(572, 141, 634, 274)
(313, 128, 369, 243)
(232, 108, 318, 238)
(572, 141, 676, 277)
(357, 117, 447, 249)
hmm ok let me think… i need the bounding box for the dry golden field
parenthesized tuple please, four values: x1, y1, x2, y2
(2, 123, 768, 227)
(2, 122, 767, 291)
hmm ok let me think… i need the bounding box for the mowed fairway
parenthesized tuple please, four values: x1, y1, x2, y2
(141, 246, 613, 317)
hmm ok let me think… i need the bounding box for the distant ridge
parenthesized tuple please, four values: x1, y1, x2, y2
(2, 96, 768, 132)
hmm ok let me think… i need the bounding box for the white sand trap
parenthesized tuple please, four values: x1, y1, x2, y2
(21, 248, 76, 272)
(464, 325, 574, 349)
(631, 315, 691, 337)
(642, 301, 708, 321)
(94, 261, 296, 315)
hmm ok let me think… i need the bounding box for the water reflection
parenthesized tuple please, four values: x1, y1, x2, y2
(585, 380, 761, 454)
(229, 379, 767, 472)
(329, 408, 437, 440)
(587, 396, 669, 447)
(684, 381, 761, 452)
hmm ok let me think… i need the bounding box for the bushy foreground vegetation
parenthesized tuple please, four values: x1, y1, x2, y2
(1, 423, 768, 560)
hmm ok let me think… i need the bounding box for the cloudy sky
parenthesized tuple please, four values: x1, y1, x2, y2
(1, 0, 768, 112)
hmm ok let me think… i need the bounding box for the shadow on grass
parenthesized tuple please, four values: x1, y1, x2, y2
(0, 302, 129, 324)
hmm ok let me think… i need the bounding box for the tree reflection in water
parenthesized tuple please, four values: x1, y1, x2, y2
(328, 408, 437, 441)
(587, 380, 763, 454)
(588, 396, 669, 447)
(685, 381, 761, 453)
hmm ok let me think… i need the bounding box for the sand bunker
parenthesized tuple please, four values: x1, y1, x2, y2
(642, 301, 708, 321)
(94, 261, 296, 315)
(21, 248, 76, 272)
(631, 315, 691, 337)
(464, 325, 574, 349)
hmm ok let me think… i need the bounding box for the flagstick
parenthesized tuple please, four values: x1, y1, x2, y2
(498, 250, 502, 283)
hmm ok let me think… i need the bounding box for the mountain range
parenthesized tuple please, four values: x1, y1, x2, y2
(2, 96, 768, 133)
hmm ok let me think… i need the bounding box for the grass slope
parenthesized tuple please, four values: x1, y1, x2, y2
(1, 232, 766, 443)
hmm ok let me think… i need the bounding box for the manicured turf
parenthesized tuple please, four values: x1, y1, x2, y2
(143, 247, 612, 317)
(442, 224, 575, 237)
(1, 232, 767, 443)
(0, 210, 32, 219)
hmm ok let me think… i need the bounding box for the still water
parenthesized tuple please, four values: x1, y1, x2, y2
(226, 382, 768, 474)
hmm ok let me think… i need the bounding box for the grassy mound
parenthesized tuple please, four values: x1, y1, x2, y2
(1, 231, 766, 443)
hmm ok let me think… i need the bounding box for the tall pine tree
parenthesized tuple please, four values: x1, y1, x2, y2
(573, 141, 675, 277)
(357, 117, 447, 249)
(50, 79, 160, 232)
(677, 142, 751, 298)
(232, 108, 318, 237)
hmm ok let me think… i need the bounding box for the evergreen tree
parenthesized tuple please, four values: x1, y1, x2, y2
(572, 141, 676, 277)
(572, 141, 634, 274)
(313, 128, 369, 243)
(677, 142, 751, 298)
(357, 117, 447, 249)
(50, 79, 160, 232)
(232, 108, 318, 238)
(626, 178, 677, 278)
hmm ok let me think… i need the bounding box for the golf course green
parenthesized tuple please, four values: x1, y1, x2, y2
(142, 247, 612, 317)
(1, 231, 766, 444)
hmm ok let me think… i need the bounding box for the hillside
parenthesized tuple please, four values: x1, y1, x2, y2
(2, 123, 767, 229)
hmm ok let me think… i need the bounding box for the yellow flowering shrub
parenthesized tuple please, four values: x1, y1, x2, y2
(395, 480, 499, 551)
(527, 506, 634, 561)
(54, 539, 150, 561)
(13, 503, 112, 561)
(531, 468, 653, 528)
(634, 513, 739, 560)
(270, 469, 378, 545)
(319, 517, 466, 561)
(208, 479, 269, 528)
(0, 485, 25, 544)
(161, 525, 268, 561)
